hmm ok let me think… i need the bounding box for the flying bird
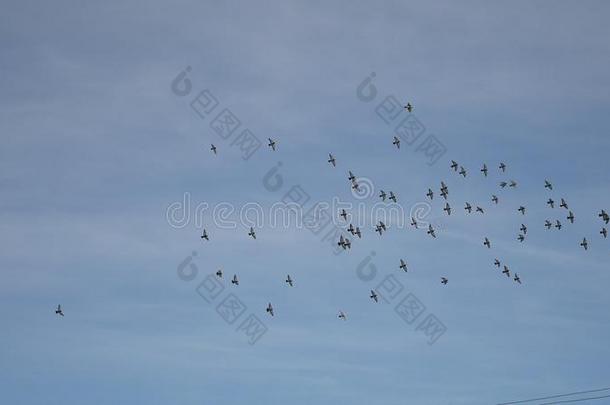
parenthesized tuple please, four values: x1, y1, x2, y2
(379, 190, 387, 201)
(248, 227, 257, 239)
(464, 202, 472, 213)
(476, 206, 485, 214)
(338, 311, 347, 321)
(491, 195, 499, 204)
(285, 275, 293, 287)
(544, 180, 553, 190)
(450, 160, 458, 171)
(354, 227, 362, 239)
(231, 274, 239, 285)
(441, 277, 448, 285)
(405, 102, 413, 112)
(426, 188, 434, 200)
(560, 198, 568, 209)
(518, 206, 526, 215)
(443, 202, 451, 215)
(514, 274, 521, 284)
(494, 259, 501, 267)
(499, 162, 506, 172)
(340, 209, 348, 221)
(216, 269, 223, 278)
(55, 304, 64, 317)
(599, 210, 609, 224)
(509, 180, 517, 188)
(567, 211, 575, 223)
(601, 228, 607, 238)
(370, 290, 379, 302)
(388, 191, 397, 203)
(399, 259, 408, 272)
(266, 303, 274, 316)
(201, 229, 209, 241)
(459, 166, 467, 177)
(499, 181, 507, 188)
(502, 266, 510, 277)
(392, 136, 401, 149)
(267, 138, 277, 151)
(328, 153, 336, 167)
(210, 144, 217, 154)
(580, 238, 588, 250)
(483, 237, 491, 248)
(517, 234, 525, 242)
(545, 220, 552, 229)
(427, 224, 436, 238)
(347, 224, 355, 234)
(348, 171, 356, 182)
(520, 224, 527, 234)
(410, 217, 418, 228)
(555, 220, 562, 230)
(481, 164, 488, 177)
(547, 198, 555, 208)
(337, 235, 351, 250)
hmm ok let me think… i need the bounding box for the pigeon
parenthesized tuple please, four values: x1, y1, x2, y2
(441, 277, 448, 285)
(388, 191, 397, 203)
(444, 202, 451, 215)
(476, 206, 485, 214)
(567, 211, 575, 224)
(465, 202, 472, 213)
(560, 198, 568, 210)
(502, 266, 510, 277)
(494, 259, 501, 267)
(517, 234, 525, 242)
(483, 237, 491, 248)
(210, 144, 217, 154)
(338, 311, 347, 320)
(216, 269, 223, 278)
(555, 220, 562, 230)
(492, 195, 499, 204)
(399, 259, 408, 272)
(201, 229, 209, 241)
(328, 153, 336, 167)
(379, 190, 387, 201)
(481, 164, 488, 177)
(500, 181, 508, 188)
(248, 227, 256, 239)
(426, 188, 434, 200)
(544, 180, 553, 190)
(405, 102, 413, 112)
(520, 224, 527, 234)
(547, 198, 555, 208)
(231, 275, 239, 285)
(545, 220, 552, 230)
(285, 275, 293, 287)
(450, 160, 458, 171)
(513, 274, 521, 284)
(499, 162, 506, 172)
(55, 305, 64, 317)
(267, 138, 277, 151)
(601, 228, 607, 238)
(518, 206, 526, 215)
(410, 217, 418, 228)
(509, 180, 517, 188)
(392, 136, 401, 149)
(459, 166, 467, 177)
(427, 224, 436, 238)
(266, 303, 274, 316)
(370, 290, 379, 302)
(580, 238, 588, 250)
(599, 210, 609, 224)
(340, 209, 348, 221)
(354, 227, 362, 239)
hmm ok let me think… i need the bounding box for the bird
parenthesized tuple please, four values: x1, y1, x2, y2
(443, 202, 451, 215)
(481, 164, 488, 177)
(499, 162, 506, 172)
(375, 221, 387, 235)
(440, 277, 448, 285)
(351, 179, 359, 191)
(483, 237, 491, 248)
(337, 235, 351, 250)
(379, 190, 387, 201)
(285, 275, 293, 287)
(328, 153, 336, 167)
(494, 259, 501, 267)
(405, 102, 413, 112)
(502, 266, 510, 277)
(545, 220, 552, 229)
(348, 171, 356, 182)
(544, 180, 553, 190)
(555, 220, 562, 230)
(338, 311, 347, 320)
(354, 227, 362, 239)
(267, 138, 277, 151)
(216, 269, 223, 278)
(231, 274, 239, 285)
(440, 188, 449, 200)
(476, 206, 485, 214)
(392, 136, 401, 149)
(518, 206, 526, 215)
(399, 259, 408, 272)
(388, 191, 397, 203)
(410, 217, 418, 228)
(599, 210, 609, 224)
(370, 290, 379, 302)
(499, 181, 507, 188)
(427, 224, 436, 238)
(210, 144, 217, 154)
(547, 198, 555, 208)
(567, 211, 575, 224)
(601, 228, 607, 238)
(266, 303, 274, 316)
(201, 229, 209, 241)
(248, 227, 256, 239)
(464, 202, 472, 213)
(55, 304, 64, 317)
(517, 234, 525, 242)
(459, 166, 467, 177)
(491, 195, 499, 204)
(340, 209, 348, 221)
(509, 180, 517, 188)
(513, 274, 521, 284)
(426, 188, 434, 200)
(560, 198, 568, 209)
(347, 224, 355, 234)
(450, 160, 458, 171)
(580, 238, 588, 250)
(520, 224, 527, 234)
(440, 181, 449, 195)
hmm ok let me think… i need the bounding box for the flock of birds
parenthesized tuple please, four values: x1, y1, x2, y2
(55, 103, 608, 320)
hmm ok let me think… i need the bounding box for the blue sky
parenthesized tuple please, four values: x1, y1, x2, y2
(1, 1, 610, 404)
